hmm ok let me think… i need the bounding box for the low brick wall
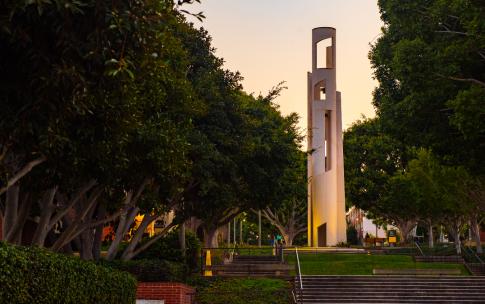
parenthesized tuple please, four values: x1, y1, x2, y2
(137, 282, 195, 304)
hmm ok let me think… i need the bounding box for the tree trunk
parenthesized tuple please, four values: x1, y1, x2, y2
(80, 229, 94, 260)
(470, 216, 483, 254)
(455, 229, 462, 255)
(31, 187, 57, 246)
(447, 220, 463, 255)
(105, 195, 137, 261)
(106, 207, 131, 261)
(0, 156, 46, 196)
(3, 185, 19, 241)
(6, 193, 32, 245)
(92, 205, 106, 261)
(127, 223, 175, 260)
(179, 222, 186, 257)
(283, 232, 294, 247)
(50, 188, 102, 252)
(204, 227, 218, 248)
(396, 220, 416, 245)
(120, 214, 157, 261)
(428, 222, 434, 248)
(106, 208, 139, 261)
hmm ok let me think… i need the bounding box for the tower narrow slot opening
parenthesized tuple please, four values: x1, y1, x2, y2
(325, 110, 331, 171)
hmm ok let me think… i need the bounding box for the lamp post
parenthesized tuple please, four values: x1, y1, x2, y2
(228, 222, 231, 246)
(233, 218, 236, 245)
(240, 219, 243, 244)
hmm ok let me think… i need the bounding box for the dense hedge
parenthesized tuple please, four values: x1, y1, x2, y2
(0, 242, 137, 304)
(104, 259, 187, 282)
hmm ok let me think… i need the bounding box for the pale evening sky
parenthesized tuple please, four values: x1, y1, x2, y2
(187, 0, 383, 139)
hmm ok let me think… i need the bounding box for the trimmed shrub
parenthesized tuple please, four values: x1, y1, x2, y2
(135, 229, 201, 271)
(104, 259, 187, 282)
(347, 225, 360, 245)
(194, 278, 292, 304)
(0, 242, 136, 304)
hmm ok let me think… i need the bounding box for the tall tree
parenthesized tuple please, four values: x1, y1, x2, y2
(370, 0, 485, 174)
(0, 0, 195, 260)
(344, 117, 407, 212)
(259, 150, 307, 246)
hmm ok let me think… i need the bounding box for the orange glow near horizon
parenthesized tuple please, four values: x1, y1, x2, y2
(187, 0, 383, 140)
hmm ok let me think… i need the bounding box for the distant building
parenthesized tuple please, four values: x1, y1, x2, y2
(346, 206, 396, 242)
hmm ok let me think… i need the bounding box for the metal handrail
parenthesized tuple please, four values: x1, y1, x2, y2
(414, 241, 424, 256)
(229, 245, 236, 262)
(462, 244, 484, 264)
(291, 290, 297, 304)
(294, 246, 303, 304)
(296, 247, 303, 290)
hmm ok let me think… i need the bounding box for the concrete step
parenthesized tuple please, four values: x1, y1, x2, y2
(231, 260, 282, 264)
(301, 275, 485, 281)
(414, 255, 464, 263)
(300, 290, 485, 295)
(301, 295, 485, 300)
(211, 255, 290, 278)
(373, 268, 461, 275)
(298, 279, 485, 284)
(295, 275, 485, 303)
(300, 300, 485, 304)
(298, 276, 485, 281)
(233, 255, 278, 260)
(219, 272, 292, 279)
(298, 282, 485, 287)
(303, 285, 483, 292)
(213, 264, 291, 271)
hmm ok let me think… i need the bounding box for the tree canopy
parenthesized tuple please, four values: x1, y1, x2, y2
(345, 0, 484, 251)
(0, 0, 303, 259)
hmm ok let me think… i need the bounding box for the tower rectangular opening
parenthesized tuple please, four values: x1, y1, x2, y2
(314, 80, 326, 101)
(316, 38, 333, 69)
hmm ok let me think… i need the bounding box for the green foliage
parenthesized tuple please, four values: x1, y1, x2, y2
(104, 259, 187, 283)
(371, 0, 485, 174)
(407, 149, 475, 222)
(0, 0, 305, 260)
(346, 225, 360, 245)
(0, 0, 195, 253)
(260, 149, 308, 246)
(378, 172, 420, 225)
(175, 18, 304, 243)
(287, 253, 468, 276)
(135, 230, 201, 271)
(0, 242, 136, 304)
(193, 278, 291, 304)
(343, 117, 407, 212)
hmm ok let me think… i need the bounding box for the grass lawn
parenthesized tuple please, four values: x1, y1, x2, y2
(190, 277, 291, 304)
(286, 253, 469, 275)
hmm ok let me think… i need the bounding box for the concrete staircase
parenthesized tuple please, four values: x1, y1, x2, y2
(211, 255, 292, 278)
(294, 276, 485, 303)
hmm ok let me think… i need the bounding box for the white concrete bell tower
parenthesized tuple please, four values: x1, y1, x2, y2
(307, 27, 346, 247)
